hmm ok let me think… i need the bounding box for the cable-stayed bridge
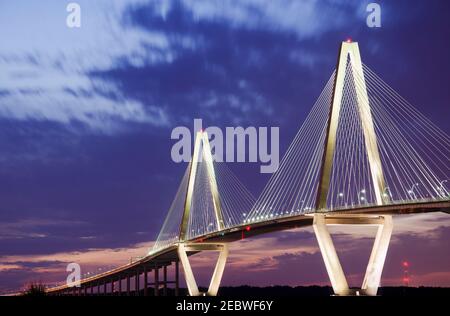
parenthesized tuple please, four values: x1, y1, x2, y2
(46, 41, 450, 296)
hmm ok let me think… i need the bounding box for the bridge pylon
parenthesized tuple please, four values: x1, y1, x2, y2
(313, 41, 392, 296)
(177, 130, 228, 296)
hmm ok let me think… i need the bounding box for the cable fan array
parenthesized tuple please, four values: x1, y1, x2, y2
(361, 63, 449, 203)
(151, 164, 190, 252)
(185, 159, 255, 240)
(245, 72, 335, 222)
(151, 150, 255, 253)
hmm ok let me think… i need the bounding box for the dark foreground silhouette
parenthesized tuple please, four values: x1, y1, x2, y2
(21, 284, 450, 296)
(217, 285, 450, 296)
(167, 285, 450, 296)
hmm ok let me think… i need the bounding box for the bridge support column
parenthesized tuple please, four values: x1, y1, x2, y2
(154, 266, 159, 296)
(144, 267, 148, 296)
(178, 242, 228, 296)
(175, 261, 179, 296)
(312, 213, 393, 296)
(126, 274, 130, 296)
(163, 265, 168, 296)
(135, 270, 140, 296)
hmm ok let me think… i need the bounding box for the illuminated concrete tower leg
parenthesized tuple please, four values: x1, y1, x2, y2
(313, 214, 349, 295)
(313, 41, 392, 296)
(361, 215, 393, 296)
(313, 214, 392, 296)
(177, 131, 228, 296)
(177, 243, 228, 296)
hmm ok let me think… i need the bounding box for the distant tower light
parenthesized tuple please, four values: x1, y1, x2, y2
(402, 260, 410, 287)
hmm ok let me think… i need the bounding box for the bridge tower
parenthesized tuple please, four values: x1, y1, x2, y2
(177, 130, 228, 296)
(313, 41, 393, 296)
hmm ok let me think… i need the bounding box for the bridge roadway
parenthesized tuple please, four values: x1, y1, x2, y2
(46, 199, 450, 295)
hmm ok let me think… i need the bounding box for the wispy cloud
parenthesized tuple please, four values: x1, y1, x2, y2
(0, 218, 88, 240)
(0, 1, 171, 133)
(180, 0, 366, 38)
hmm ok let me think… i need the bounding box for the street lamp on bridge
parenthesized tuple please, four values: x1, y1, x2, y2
(438, 179, 449, 198)
(383, 186, 393, 201)
(408, 183, 420, 200)
(358, 189, 367, 205)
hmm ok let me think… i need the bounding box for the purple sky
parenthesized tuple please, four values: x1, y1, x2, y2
(0, 0, 449, 293)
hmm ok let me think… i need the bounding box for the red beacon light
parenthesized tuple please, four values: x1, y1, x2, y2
(241, 225, 251, 240)
(402, 261, 409, 268)
(346, 38, 352, 43)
